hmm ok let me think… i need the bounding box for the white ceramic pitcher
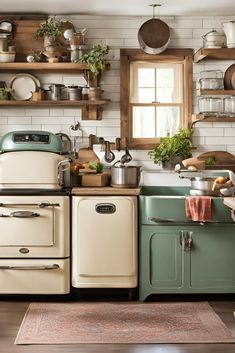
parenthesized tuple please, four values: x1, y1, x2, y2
(223, 21, 235, 48)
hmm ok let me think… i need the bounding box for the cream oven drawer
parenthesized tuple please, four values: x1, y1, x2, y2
(0, 196, 70, 258)
(0, 258, 70, 294)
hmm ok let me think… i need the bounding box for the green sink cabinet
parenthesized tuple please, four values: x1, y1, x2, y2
(140, 224, 235, 301)
(139, 187, 235, 301)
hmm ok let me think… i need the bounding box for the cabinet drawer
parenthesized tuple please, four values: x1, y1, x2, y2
(0, 258, 70, 294)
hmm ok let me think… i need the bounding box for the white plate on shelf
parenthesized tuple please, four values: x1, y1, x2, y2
(9, 73, 41, 100)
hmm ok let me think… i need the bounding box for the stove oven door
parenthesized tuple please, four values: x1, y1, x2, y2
(0, 196, 69, 258)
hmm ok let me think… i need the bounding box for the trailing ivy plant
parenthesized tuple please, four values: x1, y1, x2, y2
(148, 128, 193, 165)
(79, 44, 109, 79)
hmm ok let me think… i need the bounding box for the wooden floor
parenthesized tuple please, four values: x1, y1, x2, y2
(0, 296, 235, 353)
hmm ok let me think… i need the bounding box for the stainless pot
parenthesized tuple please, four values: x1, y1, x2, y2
(111, 164, 141, 188)
(180, 176, 219, 196)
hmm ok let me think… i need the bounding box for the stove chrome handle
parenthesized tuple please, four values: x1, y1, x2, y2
(0, 264, 60, 270)
(0, 211, 40, 218)
(10, 211, 40, 218)
(0, 202, 60, 208)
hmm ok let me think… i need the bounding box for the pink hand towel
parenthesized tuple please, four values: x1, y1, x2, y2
(185, 196, 212, 222)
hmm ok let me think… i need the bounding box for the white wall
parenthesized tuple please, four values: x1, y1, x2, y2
(1, 14, 235, 169)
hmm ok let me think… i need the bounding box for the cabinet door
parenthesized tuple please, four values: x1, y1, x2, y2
(190, 225, 235, 291)
(72, 196, 137, 288)
(139, 226, 183, 300)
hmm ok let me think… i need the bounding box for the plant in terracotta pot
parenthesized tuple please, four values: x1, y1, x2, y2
(35, 16, 62, 48)
(79, 44, 109, 80)
(148, 128, 193, 170)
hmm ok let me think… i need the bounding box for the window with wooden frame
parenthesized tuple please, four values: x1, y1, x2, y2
(120, 48, 193, 149)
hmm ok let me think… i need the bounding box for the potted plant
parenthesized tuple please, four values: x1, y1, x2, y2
(0, 88, 14, 100)
(79, 44, 109, 80)
(35, 16, 62, 48)
(148, 128, 193, 170)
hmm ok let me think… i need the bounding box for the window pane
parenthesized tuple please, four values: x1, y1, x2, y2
(157, 68, 174, 88)
(138, 88, 155, 103)
(138, 68, 155, 87)
(156, 107, 180, 137)
(132, 107, 155, 138)
(156, 88, 173, 103)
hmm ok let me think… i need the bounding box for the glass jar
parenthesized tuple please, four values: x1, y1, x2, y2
(200, 70, 223, 79)
(224, 96, 235, 116)
(199, 78, 224, 90)
(198, 97, 224, 115)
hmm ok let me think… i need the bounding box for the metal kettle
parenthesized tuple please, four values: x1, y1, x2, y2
(202, 29, 226, 48)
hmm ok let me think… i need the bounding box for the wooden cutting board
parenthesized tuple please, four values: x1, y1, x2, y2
(197, 151, 235, 171)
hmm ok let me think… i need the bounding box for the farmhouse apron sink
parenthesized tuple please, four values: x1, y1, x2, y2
(140, 186, 232, 224)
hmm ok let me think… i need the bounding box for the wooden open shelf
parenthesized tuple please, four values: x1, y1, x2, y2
(0, 62, 89, 73)
(197, 89, 235, 96)
(194, 48, 235, 63)
(0, 62, 111, 119)
(192, 114, 235, 125)
(0, 99, 110, 107)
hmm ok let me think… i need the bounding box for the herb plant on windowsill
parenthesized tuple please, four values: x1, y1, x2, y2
(148, 128, 193, 170)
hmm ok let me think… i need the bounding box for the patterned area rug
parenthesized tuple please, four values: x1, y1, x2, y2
(15, 301, 235, 344)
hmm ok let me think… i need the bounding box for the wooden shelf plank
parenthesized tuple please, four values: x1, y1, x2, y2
(194, 48, 235, 63)
(197, 89, 235, 96)
(0, 62, 89, 72)
(0, 99, 110, 106)
(192, 114, 235, 125)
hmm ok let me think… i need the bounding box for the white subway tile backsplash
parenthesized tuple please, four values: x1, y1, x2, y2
(41, 125, 63, 134)
(8, 116, 32, 125)
(0, 125, 41, 136)
(0, 108, 25, 117)
(170, 18, 203, 29)
(81, 126, 97, 137)
(63, 108, 82, 117)
(32, 116, 75, 125)
(124, 38, 139, 47)
(193, 128, 224, 136)
(102, 111, 120, 119)
(25, 109, 50, 117)
(49, 109, 64, 117)
(170, 28, 193, 39)
(169, 38, 202, 47)
(0, 117, 7, 124)
(205, 137, 235, 145)
(224, 128, 235, 136)
(106, 39, 124, 47)
(97, 127, 120, 137)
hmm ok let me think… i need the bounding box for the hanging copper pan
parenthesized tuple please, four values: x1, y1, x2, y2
(138, 5, 170, 55)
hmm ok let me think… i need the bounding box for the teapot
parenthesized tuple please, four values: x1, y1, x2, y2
(202, 29, 226, 48)
(223, 21, 235, 48)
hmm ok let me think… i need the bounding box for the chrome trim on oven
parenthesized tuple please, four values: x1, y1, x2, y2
(0, 202, 60, 208)
(0, 264, 60, 270)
